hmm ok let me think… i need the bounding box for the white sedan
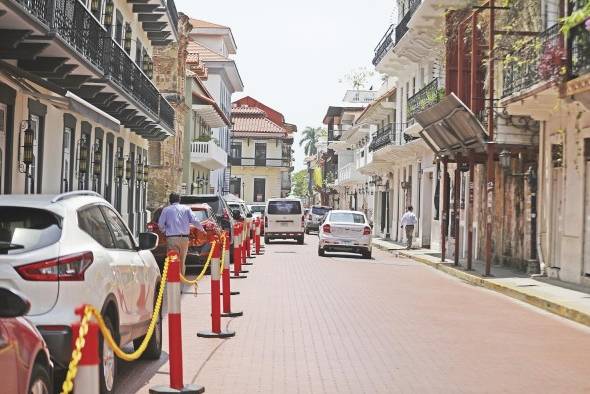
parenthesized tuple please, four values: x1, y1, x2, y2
(317, 210, 372, 259)
(0, 191, 162, 393)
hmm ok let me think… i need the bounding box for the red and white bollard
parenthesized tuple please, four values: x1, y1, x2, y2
(221, 231, 243, 317)
(241, 221, 252, 267)
(197, 240, 235, 338)
(232, 223, 247, 279)
(71, 308, 99, 394)
(243, 220, 254, 266)
(255, 217, 261, 255)
(151, 252, 204, 394)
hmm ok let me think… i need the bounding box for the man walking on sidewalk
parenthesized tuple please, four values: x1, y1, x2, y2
(158, 192, 205, 275)
(400, 206, 417, 250)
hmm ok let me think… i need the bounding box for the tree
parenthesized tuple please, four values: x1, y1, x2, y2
(340, 67, 375, 90)
(299, 126, 326, 156)
(291, 169, 309, 198)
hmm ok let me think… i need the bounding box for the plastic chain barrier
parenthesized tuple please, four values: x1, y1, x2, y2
(60, 255, 172, 394)
(179, 240, 217, 287)
(219, 233, 227, 273)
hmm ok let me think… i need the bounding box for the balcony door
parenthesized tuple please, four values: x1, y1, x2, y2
(253, 178, 265, 202)
(230, 142, 241, 165)
(255, 143, 266, 166)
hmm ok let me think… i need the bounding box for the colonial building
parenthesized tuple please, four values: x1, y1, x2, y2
(0, 0, 178, 234)
(187, 19, 244, 194)
(230, 97, 295, 203)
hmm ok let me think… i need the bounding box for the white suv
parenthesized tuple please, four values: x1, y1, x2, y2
(0, 191, 162, 393)
(264, 198, 305, 244)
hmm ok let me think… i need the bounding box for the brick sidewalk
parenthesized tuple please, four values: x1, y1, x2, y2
(119, 237, 590, 393)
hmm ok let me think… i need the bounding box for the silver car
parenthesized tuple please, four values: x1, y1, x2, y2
(318, 210, 372, 258)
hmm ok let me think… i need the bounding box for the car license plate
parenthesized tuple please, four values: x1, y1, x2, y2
(341, 240, 352, 245)
(281, 222, 289, 227)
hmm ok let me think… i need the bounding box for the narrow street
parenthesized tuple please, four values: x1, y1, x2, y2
(119, 238, 590, 393)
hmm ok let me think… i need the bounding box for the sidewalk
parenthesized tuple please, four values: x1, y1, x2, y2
(372, 237, 590, 327)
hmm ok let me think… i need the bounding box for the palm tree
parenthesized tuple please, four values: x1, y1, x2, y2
(299, 127, 325, 156)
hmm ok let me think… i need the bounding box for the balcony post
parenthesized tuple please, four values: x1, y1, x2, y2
(441, 158, 449, 262)
(485, 0, 496, 277)
(467, 153, 475, 271)
(453, 154, 461, 266)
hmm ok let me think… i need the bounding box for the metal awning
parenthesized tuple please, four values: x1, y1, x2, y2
(414, 93, 488, 156)
(192, 104, 228, 128)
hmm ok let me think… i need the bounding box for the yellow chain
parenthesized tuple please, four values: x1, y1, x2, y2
(179, 240, 216, 285)
(220, 234, 227, 273)
(61, 256, 171, 394)
(60, 306, 92, 394)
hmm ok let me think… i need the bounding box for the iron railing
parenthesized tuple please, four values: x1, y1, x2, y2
(395, 0, 421, 44)
(373, 24, 395, 66)
(230, 157, 291, 167)
(502, 24, 561, 97)
(11, 0, 174, 130)
(167, 0, 178, 30)
(569, 23, 590, 78)
(407, 78, 442, 121)
(369, 124, 394, 152)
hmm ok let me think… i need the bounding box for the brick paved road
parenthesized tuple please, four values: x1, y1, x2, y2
(119, 236, 590, 393)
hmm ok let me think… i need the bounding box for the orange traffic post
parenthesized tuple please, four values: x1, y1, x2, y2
(221, 231, 243, 317)
(70, 307, 99, 394)
(232, 222, 247, 279)
(255, 217, 261, 255)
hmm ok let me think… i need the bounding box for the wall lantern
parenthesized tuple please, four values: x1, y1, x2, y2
(125, 156, 132, 181)
(136, 161, 144, 183)
(143, 161, 149, 182)
(91, 0, 100, 14)
(22, 122, 34, 166)
(400, 180, 411, 190)
(458, 161, 470, 173)
(78, 138, 89, 175)
(124, 25, 132, 53)
(93, 143, 102, 176)
(115, 153, 125, 179)
(499, 149, 511, 170)
(103, 0, 114, 27)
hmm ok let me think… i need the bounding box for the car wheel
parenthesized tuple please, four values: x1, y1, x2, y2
(305, 228, 310, 234)
(134, 291, 163, 360)
(28, 362, 51, 394)
(264, 236, 270, 244)
(99, 315, 118, 394)
(362, 249, 372, 259)
(318, 247, 325, 257)
(297, 236, 304, 245)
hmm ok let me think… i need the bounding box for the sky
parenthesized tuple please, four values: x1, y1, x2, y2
(175, 0, 394, 171)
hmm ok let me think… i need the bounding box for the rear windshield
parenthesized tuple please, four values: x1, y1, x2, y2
(0, 207, 62, 254)
(180, 196, 221, 214)
(192, 209, 209, 221)
(249, 206, 265, 214)
(311, 207, 331, 215)
(267, 201, 302, 215)
(329, 212, 366, 224)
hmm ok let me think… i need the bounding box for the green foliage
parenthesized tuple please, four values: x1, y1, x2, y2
(195, 134, 211, 142)
(291, 169, 309, 198)
(299, 126, 326, 156)
(561, 2, 590, 34)
(339, 67, 374, 90)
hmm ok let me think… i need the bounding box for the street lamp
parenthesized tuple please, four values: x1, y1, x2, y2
(499, 149, 511, 170)
(103, 0, 114, 27)
(124, 24, 132, 53)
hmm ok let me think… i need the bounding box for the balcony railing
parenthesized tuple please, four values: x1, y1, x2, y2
(190, 141, 227, 170)
(502, 24, 561, 97)
(407, 78, 443, 121)
(167, 0, 179, 30)
(395, 0, 421, 44)
(570, 23, 590, 79)
(369, 124, 394, 152)
(373, 24, 395, 66)
(12, 0, 174, 131)
(230, 157, 291, 167)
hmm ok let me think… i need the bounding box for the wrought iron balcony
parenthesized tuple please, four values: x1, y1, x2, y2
(230, 157, 291, 167)
(369, 124, 394, 152)
(373, 24, 395, 66)
(6, 0, 175, 135)
(569, 23, 590, 79)
(395, 0, 421, 44)
(407, 78, 443, 121)
(502, 24, 561, 97)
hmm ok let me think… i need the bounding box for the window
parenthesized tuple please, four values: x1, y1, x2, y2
(311, 206, 331, 216)
(100, 206, 135, 250)
(0, 207, 61, 254)
(149, 141, 161, 166)
(267, 200, 302, 215)
(135, 39, 143, 66)
(191, 209, 209, 221)
(114, 10, 123, 44)
(253, 178, 265, 202)
(254, 143, 266, 166)
(229, 177, 241, 197)
(230, 142, 242, 165)
(329, 212, 366, 224)
(78, 206, 115, 248)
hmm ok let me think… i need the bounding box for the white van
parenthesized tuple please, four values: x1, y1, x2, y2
(264, 198, 304, 244)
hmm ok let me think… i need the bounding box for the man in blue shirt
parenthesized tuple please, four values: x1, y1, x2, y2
(158, 192, 205, 275)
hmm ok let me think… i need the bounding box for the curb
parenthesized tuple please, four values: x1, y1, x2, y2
(374, 242, 590, 328)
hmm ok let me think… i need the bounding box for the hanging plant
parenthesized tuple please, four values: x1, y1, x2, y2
(538, 41, 564, 81)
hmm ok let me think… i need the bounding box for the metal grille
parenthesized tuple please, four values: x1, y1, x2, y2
(407, 78, 441, 121)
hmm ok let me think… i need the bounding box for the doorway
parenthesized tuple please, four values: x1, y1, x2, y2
(550, 145, 563, 269)
(421, 172, 433, 247)
(255, 143, 266, 166)
(253, 178, 265, 202)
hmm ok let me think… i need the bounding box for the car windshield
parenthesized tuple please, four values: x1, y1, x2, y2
(191, 209, 209, 221)
(312, 207, 331, 215)
(329, 212, 366, 224)
(267, 201, 302, 215)
(229, 203, 244, 214)
(180, 196, 221, 214)
(250, 206, 265, 214)
(0, 207, 62, 254)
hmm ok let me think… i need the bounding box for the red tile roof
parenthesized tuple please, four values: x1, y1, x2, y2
(231, 106, 288, 137)
(187, 41, 228, 62)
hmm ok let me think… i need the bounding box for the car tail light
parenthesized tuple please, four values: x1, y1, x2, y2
(147, 222, 158, 232)
(363, 226, 371, 235)
(16, 251, 94, 281)
(322, 224, 331, 233)
(301, 215, 305, 227)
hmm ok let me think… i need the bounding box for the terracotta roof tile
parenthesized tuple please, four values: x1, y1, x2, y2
(186, 41, 229, 63)
(190, 19, 229, 29)
(231, 106, 287, 136)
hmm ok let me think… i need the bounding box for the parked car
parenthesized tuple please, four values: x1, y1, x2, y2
(318, 210, 372, 259)
(248, 204, 266, 235)
(0, 191, 161, 393)
(264, 198, 305, 244)
(148, 203, 222, 272)
(0, 287, 53, 393)
(305, 205, 332, 234)
(226, 198, 255, 238)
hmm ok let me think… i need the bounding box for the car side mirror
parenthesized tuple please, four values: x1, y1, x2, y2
(0, 288, 30, 318)
(139, 232, 159, 251)
(232, 210, 242, 221)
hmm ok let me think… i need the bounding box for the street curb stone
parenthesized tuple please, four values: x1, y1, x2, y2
(373, 241, 590, 328)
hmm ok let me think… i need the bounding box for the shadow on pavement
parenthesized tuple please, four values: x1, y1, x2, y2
(117, 351, 169, 394)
